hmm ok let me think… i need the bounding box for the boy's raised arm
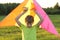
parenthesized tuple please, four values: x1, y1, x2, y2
(15, 7, 28, 26)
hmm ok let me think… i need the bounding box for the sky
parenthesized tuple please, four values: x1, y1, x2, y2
(0, 0, 60, 8)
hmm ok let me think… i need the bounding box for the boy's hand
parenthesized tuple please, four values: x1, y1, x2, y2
(23, 7, 28, 12)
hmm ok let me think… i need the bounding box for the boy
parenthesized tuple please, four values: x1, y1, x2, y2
(15, 7, 42, 40)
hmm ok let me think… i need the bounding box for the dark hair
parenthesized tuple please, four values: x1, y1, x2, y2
(25, 15, 34, 28)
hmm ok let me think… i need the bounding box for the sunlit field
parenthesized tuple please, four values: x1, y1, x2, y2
(0, 15, 60, 40)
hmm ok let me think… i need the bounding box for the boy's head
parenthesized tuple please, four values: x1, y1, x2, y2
(25, 15, 34, 28)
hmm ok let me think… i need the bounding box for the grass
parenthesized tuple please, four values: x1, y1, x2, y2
(0, 16, 5, 21)
(0, 15, 60, 40)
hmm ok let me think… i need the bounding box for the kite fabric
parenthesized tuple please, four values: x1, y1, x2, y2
(33, 0, 58, 35)
(0, 0, 58, 35)
(0, 0, 28, 27)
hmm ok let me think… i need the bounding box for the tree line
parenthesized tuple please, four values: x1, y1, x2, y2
(0, 3, 60, 15)
(44, 3, 60, 15)
(0, 3, 19, 15)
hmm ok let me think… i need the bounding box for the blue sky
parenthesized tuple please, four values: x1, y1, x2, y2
(0, 0, 60, 8)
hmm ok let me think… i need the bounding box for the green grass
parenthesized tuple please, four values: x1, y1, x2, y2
(0, 16, 5, 21)
(0, 15, 60, 40)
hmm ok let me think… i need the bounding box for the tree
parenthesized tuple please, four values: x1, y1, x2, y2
(54, 2, 60, 9)
(0, 3, 19, 15)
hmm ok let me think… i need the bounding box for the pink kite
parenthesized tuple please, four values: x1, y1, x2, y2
(33, 0, 58, 35)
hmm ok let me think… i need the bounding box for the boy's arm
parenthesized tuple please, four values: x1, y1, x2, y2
(15, 14, 21, 26)
(35, 10, 43, 26)
(15, 7, 28, 26)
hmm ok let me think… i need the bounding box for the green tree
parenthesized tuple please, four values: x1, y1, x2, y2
(54, 2, 60, 9)
(0, 3, 19, 15)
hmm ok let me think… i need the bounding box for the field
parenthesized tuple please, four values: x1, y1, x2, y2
(0, 15, 60, 40)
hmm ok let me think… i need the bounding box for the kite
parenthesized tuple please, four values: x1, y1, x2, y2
(0, 0, 59, 40)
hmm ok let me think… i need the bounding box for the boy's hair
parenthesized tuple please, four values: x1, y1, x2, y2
(25, 15, 34, 28)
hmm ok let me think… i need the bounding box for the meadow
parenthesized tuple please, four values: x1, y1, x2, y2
(0, 15, 60, 40)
